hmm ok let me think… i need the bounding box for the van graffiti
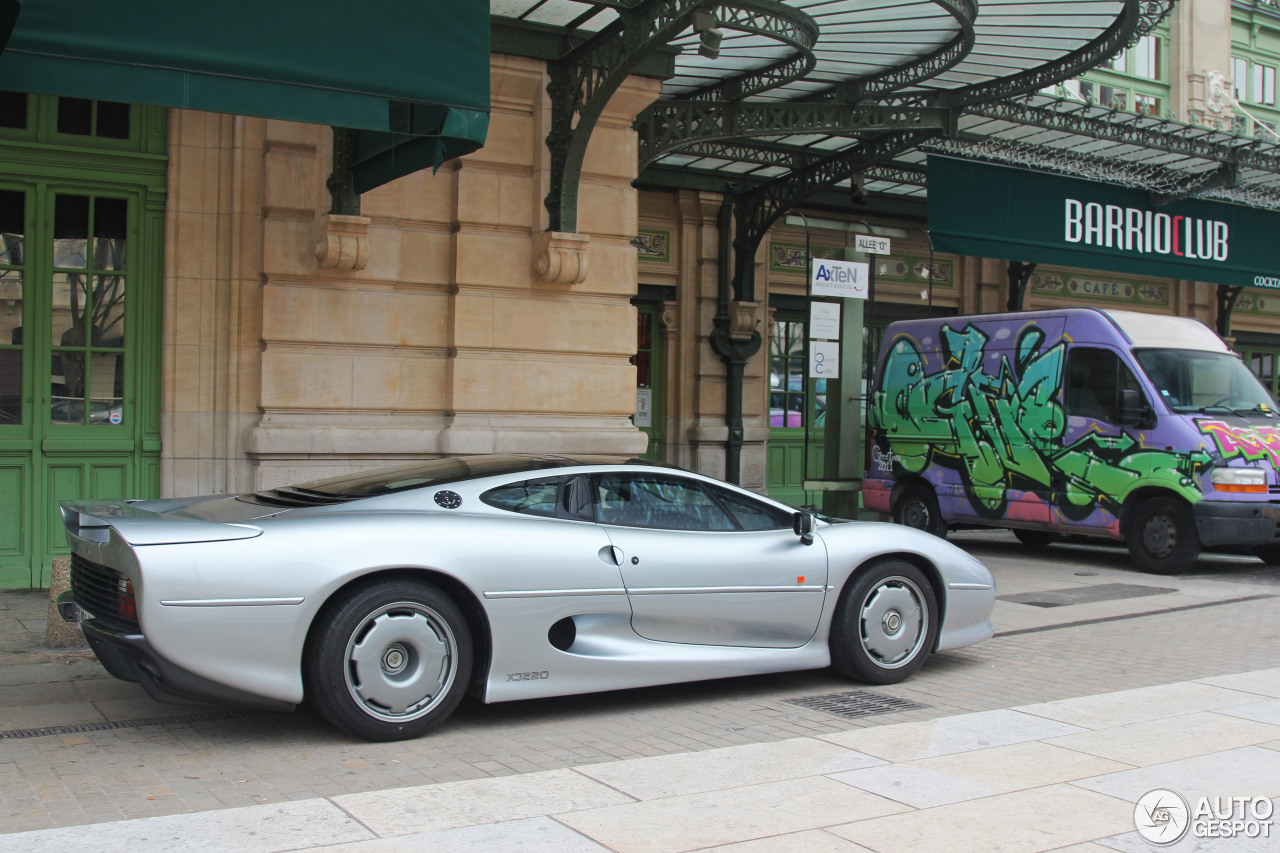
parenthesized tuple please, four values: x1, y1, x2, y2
(869, 321, 1208, 521)
(1197, 419, 1280, 466)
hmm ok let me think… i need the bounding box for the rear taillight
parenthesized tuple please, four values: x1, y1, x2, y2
(117, 578, 137, 622)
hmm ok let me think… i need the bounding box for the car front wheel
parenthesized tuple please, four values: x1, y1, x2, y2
(831, 561, 938, 684)
(306, 578, 472, 741)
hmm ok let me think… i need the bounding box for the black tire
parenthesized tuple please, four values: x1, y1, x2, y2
(306, 578, 472, 741)
(830, 561, 938, 684)
(1013, 529, 1059, 549)
(1126, 497, 1200, 575)
(893, 485, 947, 538)
(1253, 545, 1280, 566)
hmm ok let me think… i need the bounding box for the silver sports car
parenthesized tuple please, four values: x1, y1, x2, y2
(58, 455, 995, 741)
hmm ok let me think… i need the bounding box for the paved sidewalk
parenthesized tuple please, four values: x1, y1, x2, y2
(1, 667, 1278, 852)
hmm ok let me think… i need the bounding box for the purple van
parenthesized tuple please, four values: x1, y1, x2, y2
(865, 307, 1280, 573)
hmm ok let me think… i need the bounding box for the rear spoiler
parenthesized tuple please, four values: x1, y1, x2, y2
(61, 502, 262, 546)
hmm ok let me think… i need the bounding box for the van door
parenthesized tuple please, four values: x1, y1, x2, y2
(1057, 347, 1151, 530)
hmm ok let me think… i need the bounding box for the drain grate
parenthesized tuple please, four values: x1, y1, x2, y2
(0, 709, 275, 740)
(785, 689, 925, 719)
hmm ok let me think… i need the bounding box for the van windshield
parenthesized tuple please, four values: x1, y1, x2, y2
(1135, 349, 1278, 415)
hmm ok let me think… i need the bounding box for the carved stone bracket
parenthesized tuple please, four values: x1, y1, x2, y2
(534, 231, 590, 285)
(315, 213, 371, 271)
(729, 299, 759, 341)
(660, 301, 679, 333)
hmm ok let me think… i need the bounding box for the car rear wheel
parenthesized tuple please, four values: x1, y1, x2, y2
(830, 561, 938, 684)
(892, 485, 947, 538)
(306, 578, 472, 741)
(1126, 497, 1199, 575)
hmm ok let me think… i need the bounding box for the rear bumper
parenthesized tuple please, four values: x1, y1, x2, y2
(78, 618, 295, 713)
(1193, 500, 1280, 548)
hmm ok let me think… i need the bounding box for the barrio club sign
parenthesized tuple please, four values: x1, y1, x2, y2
(927, 155, 1280, 291)
(1063, 200, 1230, 262)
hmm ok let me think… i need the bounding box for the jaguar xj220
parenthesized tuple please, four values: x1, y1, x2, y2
(58, 455, 995, 741)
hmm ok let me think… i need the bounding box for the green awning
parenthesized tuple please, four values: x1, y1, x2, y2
(928, 155, 1280, 291)
(0, 0, 490, 190)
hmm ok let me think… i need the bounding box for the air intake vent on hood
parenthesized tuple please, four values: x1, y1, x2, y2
(238, 488, 360, 509)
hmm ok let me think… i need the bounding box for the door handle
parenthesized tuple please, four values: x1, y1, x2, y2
(598, 545, 626, 566)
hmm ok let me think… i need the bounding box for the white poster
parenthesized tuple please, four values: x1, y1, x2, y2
(634, 388, 652, 427)
(810, 301, 841, 340)
(855, 234, 891, 255)
(810, 258, 869, 299)
(809, 341, 840, 379)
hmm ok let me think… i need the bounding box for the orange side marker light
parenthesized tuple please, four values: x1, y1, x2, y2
(797, 576, 805, 584)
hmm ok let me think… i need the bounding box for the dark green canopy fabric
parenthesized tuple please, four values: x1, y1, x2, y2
(0, 0, 490, 190)
(928, 155, 1280, 291)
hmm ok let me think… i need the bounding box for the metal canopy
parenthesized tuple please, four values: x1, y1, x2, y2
(490, 1, 1208, 242)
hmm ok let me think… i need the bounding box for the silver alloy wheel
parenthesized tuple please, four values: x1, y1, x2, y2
(343, 601, 458, 723)
(858, 575, 929, 669)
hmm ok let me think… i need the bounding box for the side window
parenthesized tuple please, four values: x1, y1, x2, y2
(709, 485, 793, 531)
(592, 473, 736, 531)
(1066, 348, 1145, 423)
(481, 477, 561, 517)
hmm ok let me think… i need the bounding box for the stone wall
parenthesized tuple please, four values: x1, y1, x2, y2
(162, 55, 658, 497)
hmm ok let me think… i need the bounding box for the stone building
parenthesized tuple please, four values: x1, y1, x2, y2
(2, 0, 1279, 586)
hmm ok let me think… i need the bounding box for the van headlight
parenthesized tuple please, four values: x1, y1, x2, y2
(1211, 467, 1268, 493)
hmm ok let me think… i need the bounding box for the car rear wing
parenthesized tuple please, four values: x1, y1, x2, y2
(60, 501, 263, 546)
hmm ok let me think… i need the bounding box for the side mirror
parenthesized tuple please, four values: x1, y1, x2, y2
(792, 511, 815, 546)
(1119, 388, 1152, 427)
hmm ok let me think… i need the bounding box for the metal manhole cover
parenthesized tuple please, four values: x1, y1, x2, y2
(785, 690, 925, 719)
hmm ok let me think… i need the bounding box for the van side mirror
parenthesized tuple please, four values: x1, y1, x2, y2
(792, 511, 815, 546)
(1119, 388, 1152, 427)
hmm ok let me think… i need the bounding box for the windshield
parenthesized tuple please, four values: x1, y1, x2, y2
(1135, 349, 1278, 415)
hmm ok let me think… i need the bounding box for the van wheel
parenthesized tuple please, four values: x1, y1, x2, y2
(893, 486, 946, 538)
(1013, 529, 1059, 549)
(1126, 497, 1199, 574)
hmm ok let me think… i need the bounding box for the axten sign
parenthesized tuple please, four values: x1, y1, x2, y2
(810, 258, 869, 299)
(1063, 199, 1230, 262)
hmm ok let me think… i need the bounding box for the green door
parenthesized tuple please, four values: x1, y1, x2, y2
(766, 315, 824, 507)
(0, 94, 165, 588)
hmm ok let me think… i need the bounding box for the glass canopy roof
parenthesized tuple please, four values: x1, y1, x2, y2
(492, 1, 1280, 213)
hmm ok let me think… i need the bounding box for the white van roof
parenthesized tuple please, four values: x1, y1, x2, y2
(1101, 309, 1231, 353)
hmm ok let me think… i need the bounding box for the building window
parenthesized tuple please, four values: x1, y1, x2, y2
(1233, 57, 1249, 102)
(1135, 94, 1161, 116)
(1133, 35, 1160, 80)
(1078, 81, 1128, 110)
(55, 98, 131, 141)
(0, 91, 27, 130)
(1256, 120, 1278, 141)
(1255, 63, 1277, 107)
